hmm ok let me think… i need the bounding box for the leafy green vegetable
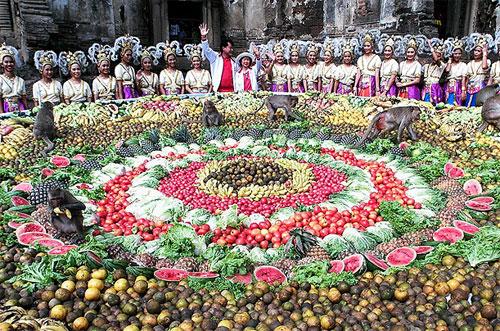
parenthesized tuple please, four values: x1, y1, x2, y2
(154, 223, 207, 259)
(364, 139, 394, 155)
(202, 246, 251, 277)
(292, 261, 357, 288)
(379, 201, 437, 235)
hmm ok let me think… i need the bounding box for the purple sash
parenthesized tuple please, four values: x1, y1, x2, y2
(3, 100, 26, 112)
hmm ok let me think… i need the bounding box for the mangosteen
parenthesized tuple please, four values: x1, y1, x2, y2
(18, 296, 33, 308)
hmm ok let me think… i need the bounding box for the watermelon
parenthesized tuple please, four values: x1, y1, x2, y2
(364, 253, 389, 271)
(433, 227, 464, 244)
(386, 247, 417, 267)
(188, 272, 219, 279)
(13, 182, 33, 193)
(463, 179, 482, 196)
(76, 183, 93, 190)
(34, 238, 64, 248)
(17, 232, 52, 245)
(154, 268, 189, 282)
(41, 168, 54, 177)
(399, 142, 409, 150)
(48, 245, 78, 255)
(412, 246, 434, 255)
(50, 156, 71, 168)
(11, 196, 29, 206)
(253, 266, 287, 285)
(342, 254, 365, 274)
(7, 221, 23, 229)
(465, 200, 492, 211)
(72, 154, 86, 162)
(228, 273, 253, 285)
(444, 162, 455, 175)
(447, 167, 464, 179)
(15, 223, 46, 237)
(6, 211, 31, 219)
(328, 260, 345, 273)
(85, 251, 103, 266)
(468, 196, 494, 205)
(453, 220, 480, 235)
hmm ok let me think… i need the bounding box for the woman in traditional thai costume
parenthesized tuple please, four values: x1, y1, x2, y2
(444, 38, 467, 105)
(136, 47, 159, 96)
(0, 43, 27, 113)
(488, 58, 500, 85)
(184, 44, 212, 94)
(257, 54, 272, 91)
(422, 41, 446, 104)
(303, 42, 321, 92)
(397, 39, 422, 100)
(88, 44, 117, 101)
(267, 42, 289, 92)
(234, 45, 261, 92)
(319, 40, 336, 93)
(32, 50, 63, 107)
(59, 51, 92, 104)
(333, 43, 357, 95)
(158, 41, 184, 95)
(379, 38, 399, 97)
(286, 41, 305, 93)
(355, 33, 381, 97)
(113, 35, 139, 99)
(465, 37, 490, 107)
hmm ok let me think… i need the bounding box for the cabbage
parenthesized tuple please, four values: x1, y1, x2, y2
(270, 207, 295, 222)
(319, 234, 351, 258)
(123, 156, 149, 168)
(223, 138, 238, 146)
(342, 227, 378, 252)
(145, 158, 171, 170)
(101, 163, 129, 177)
(243, 213, 265, 226)
(215, 205, 244, 229)
(366, 222, 396, 243)
(184, 208, 214, 225)
(248, 247, 268, 264)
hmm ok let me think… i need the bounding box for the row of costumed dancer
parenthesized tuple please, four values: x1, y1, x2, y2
(1, 29, 500, 113)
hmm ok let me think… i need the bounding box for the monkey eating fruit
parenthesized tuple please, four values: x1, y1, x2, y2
(254, 95, 300, 121)
(48, 188, 85, 238)
(33, 102, 56, 156)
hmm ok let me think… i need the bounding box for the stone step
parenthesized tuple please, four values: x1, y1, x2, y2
(20, 8, 53, 16)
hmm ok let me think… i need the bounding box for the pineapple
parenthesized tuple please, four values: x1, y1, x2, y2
(302, 130, 315, 139)
(131, 253, 157, 268)
(389, 146, 406, 157)
(198, 260, 212, 273)
(287, 129, 302, 140)
(247, 128, 262, 139)
(79, 159, 102, 171)
(315, 131, 330, 141)
(28, 179, 68, 206)
(231, 129, 248, 141)
(156, 258, 175, 269)
(203, 127, 222, 143)
(431, 177, 463, 195)
(438, 208, 457, 227)
(174, 257, 199, 272)
(262, 129, 274, 139)
(271, 258, 296, 277)
(171, 125, 193, 143)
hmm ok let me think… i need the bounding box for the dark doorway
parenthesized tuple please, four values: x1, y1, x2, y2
(168, 1, 203, 47)
(434, 0, 449, 38)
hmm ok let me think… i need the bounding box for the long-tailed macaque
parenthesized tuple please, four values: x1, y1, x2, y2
(48, 188, 85, 238)
(254, 95, 300, 121)
(475, 84, 500, 107)
(33, 102, 56, 156)
(202, 100, 223, 127)
(478, 95, 500, 132)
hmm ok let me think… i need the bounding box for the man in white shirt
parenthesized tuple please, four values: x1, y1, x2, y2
(199, 23, 236, 92)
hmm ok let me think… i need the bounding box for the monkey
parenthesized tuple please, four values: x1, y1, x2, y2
(33, 102, 56, 156)
(202, 99, 223, 127)
(355, 106, 421, 147)
(253, 95, 300, 121)
(478, 95, 500, 132)
(475, 84, 500, 107)
(48, 188, 85, 239)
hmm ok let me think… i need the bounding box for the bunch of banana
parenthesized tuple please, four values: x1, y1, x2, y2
(140, 109, 172, 122)
(0, 307, 69, 330)
(291, 168, 313, 193)
(1, 127, 31, 147)
(199, 179, 234, 197)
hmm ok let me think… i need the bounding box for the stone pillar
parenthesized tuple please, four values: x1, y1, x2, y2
(395, 0, 437, 36)
(221, 0, 246, 49)
(379, 0, 397, 30)
(243, 0, 266, 42)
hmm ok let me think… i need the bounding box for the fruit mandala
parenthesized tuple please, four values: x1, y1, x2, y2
(86, 136, 437, 251)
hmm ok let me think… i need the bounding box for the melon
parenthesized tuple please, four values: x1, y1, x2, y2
(328, 260, 345, 273)
(468, 196, 494, 205)
(188, 272, 219, 279)
(85, 251, 103, 266)
(7, 221, 23, 229)
(465, 200, 492, 211)
(342, 254, 365, 274)
(253, 266, 287, 285)
(72, 154, 86, 162)
(50, 156, 71, 168)
(453, 220, 480, 235)
(444, 162, 455, 175)
(17, 232, 52, 246)
(154, 268, 189, 282)
(6, 211, 31, 219)
(412, 246, 434, 255)
(228, 273, 253, 285)
(364, 253, 389, 271)
(433, 227, 464, 244)
(48, 245, 78, 255)
(463, 179, 482, 196)
(11, 196, 29, 206)
(386, 247, 417, 267)
(76, 183, 93, 190)
(13, 182, 33, 193)
(34, 238, 64, 248)
(41, 168, 54, 177)
(399, 142, 409, 150)
(15, 223, 46, 237)
(447, 167, 464, 179)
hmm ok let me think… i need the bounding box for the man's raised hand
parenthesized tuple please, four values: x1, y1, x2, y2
(199, 23, 209, 41)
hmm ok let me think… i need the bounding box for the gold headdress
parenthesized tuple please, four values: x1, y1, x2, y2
(273, 42, 285, 56)
(97, 50, 110, 65)
(342, 42, 354, 55)
(433, 43, 444, 54)
(323, 40, 334, 57)
(384, 37, 395, 50)
(34, 50, 58, 72)
(88, 43, 112, 65)
(306, 42, 319, 56)
(474, 36, 487, 49)
(183, 44, 204, 61)
(112, 35, 140, 63)
(156, 40, 181, 60)
(0, 43, 17, 63)
(406, 38, 418, 51)
(451, 38, 464, 51)
(139, 46, 160, 65)
(58, 51, 88, 75)
(363, 33, 374, 45)
(289, 41, 301, 56)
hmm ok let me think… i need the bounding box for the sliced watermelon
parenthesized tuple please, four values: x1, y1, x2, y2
(188, 272, 219, 279)
(154, 268, 189, 282)
(433, 227, 464, 244)
(364, 253, 389, 271)
(468, 196, 494, 205)
(72, 154, 86, 162)
(444, 162, 455, 175)
(48, 245, 78, 255)
(8, 221, 23, 229)
(447, 167, 464, 179)
(328, 260, 345, 273)
(412, 246, 434, 255)
(5, 211, 31, 219)
(453, 220, 480, 235)
(76, 183, 93, 190)
(13, 182, 33, 193)
(463, 179, 482, 196)
(15, 223, 46, 237)
(465, 200, 492, 211)
(34, 238, 64, 248)
(50, 156, 71, 168)
(228, 273, 253, 285)
(11, 196, 30, 206)
(17, 232, 52, 246)
(342, 254, 365, 274)
(386, 247, 417, 267)
(253, 266, 287, 285)
(41, 168, 54, 177)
